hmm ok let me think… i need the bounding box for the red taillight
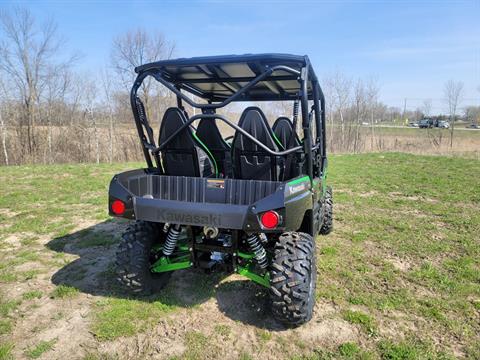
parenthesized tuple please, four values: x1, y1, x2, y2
(260, 210, 279, 229)
(111, 200, 125, 215)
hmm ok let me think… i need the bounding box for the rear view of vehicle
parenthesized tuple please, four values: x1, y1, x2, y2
(108, 54, 333, 326)
(419, 119, 432, 128)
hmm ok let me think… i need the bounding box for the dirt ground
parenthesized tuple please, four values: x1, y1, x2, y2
(3, 219, 363, 360)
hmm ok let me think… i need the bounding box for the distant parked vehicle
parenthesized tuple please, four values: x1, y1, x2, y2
(466, 123, 479, 129)
(408, 122, 419, 127)
(418, 119, 432, 128)
(438, 121, 450, 129)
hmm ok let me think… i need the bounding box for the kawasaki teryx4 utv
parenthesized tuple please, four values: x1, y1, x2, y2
(108, 54, 333, 326)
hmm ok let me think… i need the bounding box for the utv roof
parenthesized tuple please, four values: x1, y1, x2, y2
(135, 53, 318, 102)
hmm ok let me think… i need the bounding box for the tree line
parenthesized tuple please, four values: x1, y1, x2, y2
(0, 8, 477, 166)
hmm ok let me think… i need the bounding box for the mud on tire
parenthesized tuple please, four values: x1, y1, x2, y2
(319, 186, 333, 235)
(116, 220, 171, 295)
(270, 232, 316, 326)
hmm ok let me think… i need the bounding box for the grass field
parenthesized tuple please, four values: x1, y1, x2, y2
(0, 153, 479, 359)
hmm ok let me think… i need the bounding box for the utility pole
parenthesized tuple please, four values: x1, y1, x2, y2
(402, 98, 407, 125)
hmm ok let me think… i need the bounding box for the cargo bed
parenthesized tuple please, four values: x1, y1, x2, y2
(109, 169, 312, 231)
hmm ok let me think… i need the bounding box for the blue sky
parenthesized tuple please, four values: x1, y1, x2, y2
(2, 0, 479, 112)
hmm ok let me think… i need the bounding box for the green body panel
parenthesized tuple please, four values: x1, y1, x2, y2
(288, 175, 311, 186)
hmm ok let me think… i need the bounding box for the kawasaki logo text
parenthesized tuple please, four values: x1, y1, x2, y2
(156, 209, 222, 226)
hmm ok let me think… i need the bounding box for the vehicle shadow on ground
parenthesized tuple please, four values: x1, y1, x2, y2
(46, 220, 285, 330)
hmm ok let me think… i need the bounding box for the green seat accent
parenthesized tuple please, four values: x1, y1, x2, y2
(192, 132, 219, 177)
(272, 132, 285, 150)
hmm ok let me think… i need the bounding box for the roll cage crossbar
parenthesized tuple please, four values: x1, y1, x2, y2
(130, 56, 327, 179)
(155, 113, 306, 156)
(151, 65, 301, 110)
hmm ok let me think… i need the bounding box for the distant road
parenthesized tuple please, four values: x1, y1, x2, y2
(373, 125, 479, 132)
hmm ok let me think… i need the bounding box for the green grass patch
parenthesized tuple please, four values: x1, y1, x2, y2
(0, 342, 14, 360)
(0, 271, 17, 283)
(213, 324, 231, 337)
(50, 285, 79, 299)
(182, 331, 210, 360)
(75, 230, 116, 249)
(256, 329, 272, 342)
(342, 310, 376, 335)
(0, 320, 12, 335)
(21, 269, 40, 281)
(91, 298, 175, 341)
(377, 340, 428, 360)
(22, 290, 43, 300)
(16, 250, 40, 262)
(238, 352, 254, 360)
(24, 339, 56, 359)
(0, 162, 141, 237)
(338, 342, 375, 359)
(0, 298, 20, 317)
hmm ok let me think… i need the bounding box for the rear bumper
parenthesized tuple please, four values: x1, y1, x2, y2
(133, 197, 248, 229)
(108, 169, 312, 232)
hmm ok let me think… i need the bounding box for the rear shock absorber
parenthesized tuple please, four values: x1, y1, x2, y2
(246, 233, 268, 269)
(292, 99, 299, 124)
(163, 224, 181, 256)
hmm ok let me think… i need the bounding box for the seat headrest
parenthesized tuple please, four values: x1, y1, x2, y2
(272, 117, 300, 149)
(233, 107, 278, 152)
(159, 107, 195, 149)
(196, 118, 230, 149)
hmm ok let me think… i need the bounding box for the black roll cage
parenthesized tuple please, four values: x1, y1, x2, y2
(130, 58, 327, 180)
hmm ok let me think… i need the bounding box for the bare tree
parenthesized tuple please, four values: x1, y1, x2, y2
(365, 77, 379, 150)
(44, 66, 70, 163)
(82, 79, 100, 164)
(0, 75, 9, 165)
(101, 68, 115, 163)
(111, 29, 175, 121)
(326, 72, 351, 149)
(352, 78, 367, 153)
(464, 106, 480, 125)
(0, 8, 76, 159)
(0, 108, 6, 165)
(422, 99, 432, 118)
(444, 80, 464, 148)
